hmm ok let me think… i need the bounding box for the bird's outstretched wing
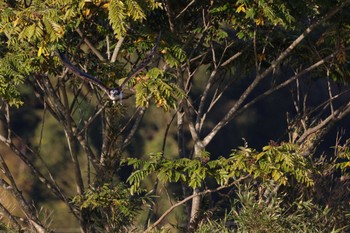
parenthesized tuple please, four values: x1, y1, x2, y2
(119, 32, 161, 90)
(57, 32, 161, 102)
(57, 51, 111, 95)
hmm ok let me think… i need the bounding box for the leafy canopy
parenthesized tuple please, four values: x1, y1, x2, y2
(124, 143, 314, 195)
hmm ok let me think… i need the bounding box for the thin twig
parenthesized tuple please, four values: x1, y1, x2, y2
(5, 103, 11, 141)
(220, 45, 248, 67)
(143, 175, 251, 233)
(197, 42, 233, 130)
(61, 83, 84, 194)
(161, 111, 178, 155)
(202, 2, 350, 147)
(175, 0, 196, 19)
(76, 28, 106, 61)
(144, 110, 178, 229)
(233, 49, 346, 120)
(0, 153, 47, 232)
(38, 103, 47, 152)
(164, 0, 175, 32)
(106, 35, 111, 60)
(297, 100, 350, 145)
(37, 74, 99, 170)
(122, 107, 146, 149)
(253, 29, 259, 75)
(327, 76, 335, 115)
(111, 36, 125, 63)
(77, 101, 109, 136)
(0, 202, 22, 231)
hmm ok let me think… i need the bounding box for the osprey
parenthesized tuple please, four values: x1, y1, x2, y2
(58, 33, 161, 104)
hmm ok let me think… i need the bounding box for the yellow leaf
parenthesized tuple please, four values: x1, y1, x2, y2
(236, 4, 246, 13)
(37, 46, 43, 57)
(157, 99, 164, 107)
(101, 3, 109, 9)
(135, 38, 144, 43)
(255, 17, 264, 26)
(256, 152, 265, 160)
(13, 18, 19, 27)
(272, 170, 281, 181)
(83, 9, 91, 17)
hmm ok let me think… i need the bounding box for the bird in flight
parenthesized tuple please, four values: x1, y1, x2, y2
(58, 33, 161, 104)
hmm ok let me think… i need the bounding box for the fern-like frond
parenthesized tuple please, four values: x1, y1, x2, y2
(125, 0, 146, 21)
(108, 0, 127, 38)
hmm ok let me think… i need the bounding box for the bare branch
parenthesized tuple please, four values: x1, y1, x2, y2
(0, 202, 22, 231)
(0, 134, 79, 218)
(220, 46, 247, 67)
(122, 107, 146, 150)
(61, 82, 85, 194)
(106, 35, 111, 60)
(194, 41, 235, 133)
(76, 28, 106, 61)
(178, 66, 202, 149)
(327, 76, 335, 115)
(162, 111, 178, 156)
(233, 49, 345, 119)
(143, 175, 251, 233)
(13, 132, 78, 215)
(77, 101, 109, 136)
(199, 83, 227, 130)
(297, 100, 350, 146)
(196, 42, 235, 131)
(195, 68, 218, 132)
(111, 36, 125, 63)
(0, 153, 47, 232)
(253, 29, 259, 74)
(201, 2, 350, 147)
(164, 0, 175, 32)
(175, 0, 196, 19)
(36, 74, 99, 170)
(210, 42, 217, 69)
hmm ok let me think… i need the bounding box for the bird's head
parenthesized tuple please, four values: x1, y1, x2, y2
(108, 89, 120, 100)
(108, 89, 123, 104)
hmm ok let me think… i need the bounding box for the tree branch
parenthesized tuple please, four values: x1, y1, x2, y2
(143, 174, 250, 233)
(122, 107, 146, 150)
(111, 36, 125, 63)
(0, 202, 22, 231)
(36, 74, 99, 171)
(220, 45, 248, 67)
(0, 153, 48, 232)
(61, 83, 84, 194)
(76, 28, 106, 61)
(164, 0, 175, 32)
(77, 101, 109, 136)
(202, 2, 350, 147)
(195, 41, 234, 133)
(0, 135, 80, 219)
(144, 110, 178, 229)
(297, 100, 350, 147)
(234, 50, 341, 119)
(175, 0, 196, 19)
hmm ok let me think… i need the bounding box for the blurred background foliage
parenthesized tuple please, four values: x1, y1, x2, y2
(0, 0, 350, 232)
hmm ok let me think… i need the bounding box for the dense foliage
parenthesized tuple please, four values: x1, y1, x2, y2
(0, 0, 350, 232)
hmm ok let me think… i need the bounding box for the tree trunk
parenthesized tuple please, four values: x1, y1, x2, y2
(189, 142, 204, 230)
